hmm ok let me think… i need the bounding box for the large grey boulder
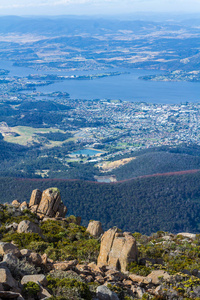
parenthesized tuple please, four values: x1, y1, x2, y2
(17, 220, 42, 237)
(96, 285, 119, 300)
(3, 253, 18, 265)
(0, 242, 20, 258)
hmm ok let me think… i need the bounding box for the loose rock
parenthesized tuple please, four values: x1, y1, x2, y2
(86, 220, 104, 237)
(17, 220, 42, 236)
(0, 242, 20, 258)
(21, 274, 48, 287)
(96, 285, 119, 300)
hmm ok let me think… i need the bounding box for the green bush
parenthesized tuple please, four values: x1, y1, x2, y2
(2, 232, 43, 248)
(39, 219, 100, 262)
(22, 281, 40, 296)
(128, 262, 151, 276)
(47, 275, 92, 300)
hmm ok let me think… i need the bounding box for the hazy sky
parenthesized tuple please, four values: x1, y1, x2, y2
(0, 0, 200, 15)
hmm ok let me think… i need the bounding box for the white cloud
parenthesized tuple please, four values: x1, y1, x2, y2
(0, 0, 200, 14)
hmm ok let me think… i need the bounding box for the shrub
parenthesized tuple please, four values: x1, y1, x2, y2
(22, 281, 40, 297)
(128, 262, 151, 276)
(2, 232, 43, 248)
(47, 275, 92, 300)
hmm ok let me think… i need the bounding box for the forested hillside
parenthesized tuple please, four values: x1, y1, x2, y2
(109, 146, 200, 180)
(1, 171, 200, 235)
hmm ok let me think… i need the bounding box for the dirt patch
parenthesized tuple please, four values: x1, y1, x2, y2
(98, 157, 136, 172)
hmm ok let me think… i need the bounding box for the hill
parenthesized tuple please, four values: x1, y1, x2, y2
(106, 146, 200, 181)
(0, 188, 200, 299)
(1, 170, 200, 235)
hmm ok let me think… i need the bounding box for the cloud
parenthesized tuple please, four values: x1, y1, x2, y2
(0, 0, 139, 9)
(0, 0, 200, 13)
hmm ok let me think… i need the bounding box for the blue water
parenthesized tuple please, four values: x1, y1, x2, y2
(1, 60, 200, 103)
(37, 71, 200, 103)
(71, 149, 103, 156)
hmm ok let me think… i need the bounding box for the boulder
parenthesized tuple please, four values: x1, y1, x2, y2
(20, 249, 32, 257)
(56, 202, 68, 218)
(27, 252, 42, 266)
(37, 188, 64, 218)
(97, 228, 138, 272)
(86, 220, 104, 238)
(41, 253, 48, 265)
(98, 227, 118, 267)
(95, 275, 105, 284)
(20, 201, 28, 211)
(30, 205, 38, 214)
(105, 269, 125, 282)
(17, 220, 42, 236)
(53, 259, 78, 271)
(0, 291, 24, 299)
(0, 267, 18, 288)
(11, 200, 20, 208)
(134, 286, 145, 298)
(0, 242, 20, 257)
(129, 274, 152, 284)
(21, 274, 48, 287)
(5, 222, 18, 231)
(3, 253, 18, 265)
(38, 285, 52, 299)
(29, 189, 42, 207)
(96, 285, 119, 300)
(177, 232, 196, 240)
(147, 270, 171, 285)
(88, 262, 105, 276)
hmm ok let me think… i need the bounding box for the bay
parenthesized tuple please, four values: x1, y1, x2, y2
(1, 60, 200, 103)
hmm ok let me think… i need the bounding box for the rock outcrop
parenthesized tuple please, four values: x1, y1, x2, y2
(29, 189, 42, 207)
(86, 220, 104, 237)
(29, 187, 67, 219)
(97, 227, 138, 272)
(4, 188, 200, 300)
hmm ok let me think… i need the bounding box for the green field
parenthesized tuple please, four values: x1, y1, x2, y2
(4, 126, 70, 147)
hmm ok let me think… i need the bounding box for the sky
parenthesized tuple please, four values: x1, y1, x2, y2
(0, 0, 200, 15)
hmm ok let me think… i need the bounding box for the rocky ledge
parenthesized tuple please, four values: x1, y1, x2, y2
(0, 188, 199, 300)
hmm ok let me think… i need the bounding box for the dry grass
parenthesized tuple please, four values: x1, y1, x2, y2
(98, 157, 136, 172)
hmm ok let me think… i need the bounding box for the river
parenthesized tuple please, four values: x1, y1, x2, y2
(1, 60, 200, 104)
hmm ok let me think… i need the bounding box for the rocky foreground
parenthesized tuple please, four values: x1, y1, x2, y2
(0, 187, 199, 299)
